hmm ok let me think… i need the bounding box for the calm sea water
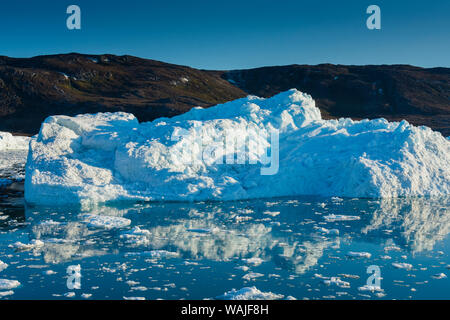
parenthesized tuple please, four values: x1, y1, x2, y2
(0, 185, 449, 300)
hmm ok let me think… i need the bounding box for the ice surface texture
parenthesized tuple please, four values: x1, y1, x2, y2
(0, 132, 30, 181)
(0, 132, 29, 151)
(25, 89, 450, 206)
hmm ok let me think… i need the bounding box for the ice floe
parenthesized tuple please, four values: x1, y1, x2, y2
(0, 132, 29, 151)
(24, 89, 450, 205)
(358, 285, 383, 293)
(0, 132, 30, 181)
(0, 279, 20, 290)
(81, 214, 131, 229)
(11, 240, 45, 252)
(0, 260, 7, 272)
(431, 273, 447, 279)
(0, 290, 14, 297)
(217, 286, 284, 300)
(323, 214, 361, 222)
(314, 226, 339, 236)
(346, 251, 371, 258)
(120, 227, 152, 246)
(392, 262, 413, 270)
(242, 272, 264, 281)
(123, 296, 146, 300)
(323, 277, 350, 288)
(243, 257, 264, 266)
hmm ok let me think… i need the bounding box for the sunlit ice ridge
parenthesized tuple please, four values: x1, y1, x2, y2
(23, 89, 450, 206)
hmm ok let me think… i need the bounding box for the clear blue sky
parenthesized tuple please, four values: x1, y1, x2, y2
(0, 0, 448, 69)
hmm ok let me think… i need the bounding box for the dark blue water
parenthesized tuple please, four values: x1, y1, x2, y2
(0, 191, 449, 300)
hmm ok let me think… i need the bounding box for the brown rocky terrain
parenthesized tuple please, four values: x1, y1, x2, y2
(0, 53, 448, 136)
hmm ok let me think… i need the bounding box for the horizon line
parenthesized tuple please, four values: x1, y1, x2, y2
(1, 52, 449, 71)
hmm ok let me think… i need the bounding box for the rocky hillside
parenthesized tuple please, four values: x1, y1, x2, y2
(0, 53, 449, 135)
(0, 53, 245, 134)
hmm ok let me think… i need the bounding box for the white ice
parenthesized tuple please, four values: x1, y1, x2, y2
(217, 286, 284, 300)
(346, 251, 371, 258)
(0, 279, 20, 290)
(81, 214, 131, 229)
(0, 132, 29, 151)
(0, 132, 30, 181)
(24, 89, 450, 205)
(392, 262, 413, 270)
(0, 260, 7, 272)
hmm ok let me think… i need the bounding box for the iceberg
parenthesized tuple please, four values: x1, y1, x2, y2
(25, 89, 450, 206)
(0, 132, 30, 181)
(0, 132, 30, 151)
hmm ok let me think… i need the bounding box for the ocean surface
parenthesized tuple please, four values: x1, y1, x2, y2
(0, 185, 449, 300)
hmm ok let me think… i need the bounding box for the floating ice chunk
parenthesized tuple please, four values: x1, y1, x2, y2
(25, 89, 450, 205)
(64, 292, 76, 298)
(384, 245, 402, 252)
(0, 290, 14, 297)
(243, 257, 264, 266)
(358, 285, 383, 292)
(235, 266, 250, 272)
(123, 296, 146, 300)
(242, 272, 264, 281)
(11, 239, 44, 252)
(0, 279, 21, 290)
(431, 273, 447, 279)
(81, 214, 131, 229)
(217, 286, 284, 300)
(0, 132, 30, 151)
(81, 293, 92, 299)
(0, 261, 8, 272)
(392, 262, 413, 270)
(120, 227, 151, 246)
(263, 211, 280, 217)
(323, 277, 350, 288)
(0, 132, 30, 181)
(315, 226, 339, 235)
(346, 251, 371, 258)
(130, 286, 148, 292)
(43, 270, 57, 275)
(339, 274, 360, 279)
(323, 214, 361, 222)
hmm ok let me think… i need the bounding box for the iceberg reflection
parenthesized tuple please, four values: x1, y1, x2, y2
(18, 197, 450, 272)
